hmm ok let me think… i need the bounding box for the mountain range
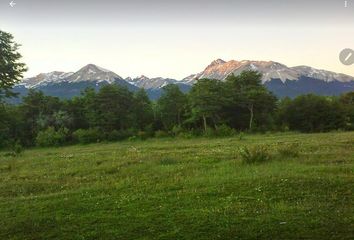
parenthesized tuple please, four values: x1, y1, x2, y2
(13, 59, 354, 101)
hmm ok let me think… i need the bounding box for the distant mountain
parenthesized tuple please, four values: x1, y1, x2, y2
(20, 71, 74, 88)
(15, 64, 137, 101)
(13, 60, 354, 103)
(186, 59, 354, 83)
(21, 64, 123, 88)
(14, 64, 189, 101)
(126, 75, 180, 89)
(68, 64, 123, 83)
(185, 59, 354, 97)
(291, 66, 354, 83)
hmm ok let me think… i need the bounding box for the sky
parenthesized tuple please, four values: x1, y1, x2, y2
(1, 0, 354, 79)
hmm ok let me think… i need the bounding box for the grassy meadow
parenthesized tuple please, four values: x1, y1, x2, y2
(0, 132, 353, 239)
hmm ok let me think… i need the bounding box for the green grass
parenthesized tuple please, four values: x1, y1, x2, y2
(0, 132, 353, 240)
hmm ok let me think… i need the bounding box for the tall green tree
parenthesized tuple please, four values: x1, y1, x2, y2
(20, 90, 62, 145)
(189, 79, 229, 132)
(95, 85, 134, 132)
(280, 94, 346, 132)
(339, 91, 354, 130)
(157, 85, 187, 130)
(64, 88, 97, 131)
(133, 89, 154, 130)
(0, 103, 23, 147)
(82, 87, 98, 128)
(276, 97, 292, 131)
(226, 71, 277, 131)
(64, 97, 88, 131)
(0, 30, 27, 100)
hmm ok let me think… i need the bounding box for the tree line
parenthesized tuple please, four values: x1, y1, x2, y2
(0, 70, 353, 148)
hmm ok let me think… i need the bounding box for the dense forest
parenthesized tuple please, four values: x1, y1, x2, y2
(1, 30, 354, 149)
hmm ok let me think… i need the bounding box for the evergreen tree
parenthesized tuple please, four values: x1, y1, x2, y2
(0, 30, 27, 100)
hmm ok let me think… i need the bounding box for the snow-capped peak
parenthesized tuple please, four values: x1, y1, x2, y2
(21, 71, 74, 88)
(126, 75, 180, 89)
(291, 66, 354, 83)
(67, 64, 123, 83)
(20, 64, 124, 88)
(188, 59, 354, 83)
(209, 58, 226, 66)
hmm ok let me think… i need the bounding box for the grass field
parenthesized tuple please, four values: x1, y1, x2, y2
(0, 132, 353, 240)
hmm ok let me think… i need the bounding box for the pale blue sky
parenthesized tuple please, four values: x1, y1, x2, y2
(1, 0, 353, 79)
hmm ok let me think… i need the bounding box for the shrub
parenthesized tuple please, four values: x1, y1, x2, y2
(155, 130, 169, 138)
(203, 125, 236, 138)
(128, 136, 138, 141)
(73, 128, 102, 144)
(106, 130, 121, 141)
(2, 141, 23, 157)
(36, 127, 69, 147)
(215, 124, 237, 137)
(177, 132, 193, 139)
(143, 124, 155, 138)
(127, 131, 149, 141)
(239, 145, 271, 164)
(190, 128, 203, 137)
(3, 152, 17, 157)
(106, 129, 133, 141)
(12, 141, 23, 155)
(239, 132, 245, 141)
(137, 131, 149, 140)
(203, 127, 216, 138)
(277, 143, 300, 158)
(0, 139, 10, 149)
(171, 125, 184, 136)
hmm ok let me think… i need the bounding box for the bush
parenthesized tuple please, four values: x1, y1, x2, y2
(171, 125, 194, 139)
(239, 145, 271, 164)
(106, 130, 121, 141)
(36, 127, 69, 147)
(215, 124, 237, 137)
(277, 143, 300, 158)
(190, 128, 203, 137)
(0, 139, 22, 152)
(203, 125, 236, 138)
(73, 128, 102, 144)
(155, 130, 169, 138)
(128, 136, 138, 141)
(239, 132, 245, 141)
(2, 141, 23, 157)
(127, 131, 149, 141)
(12, 141, 23, 155)
(100, 129, 138, 142)
(203, 127, 216, 138)
(137, 131, 149, 140)
(106, 129, 135, 141)
(171, 125, 184, 136)
(143, 124, 155, 138)
(177, 132, 193, 139)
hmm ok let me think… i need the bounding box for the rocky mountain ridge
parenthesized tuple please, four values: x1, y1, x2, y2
(18, 60, 354, 99)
